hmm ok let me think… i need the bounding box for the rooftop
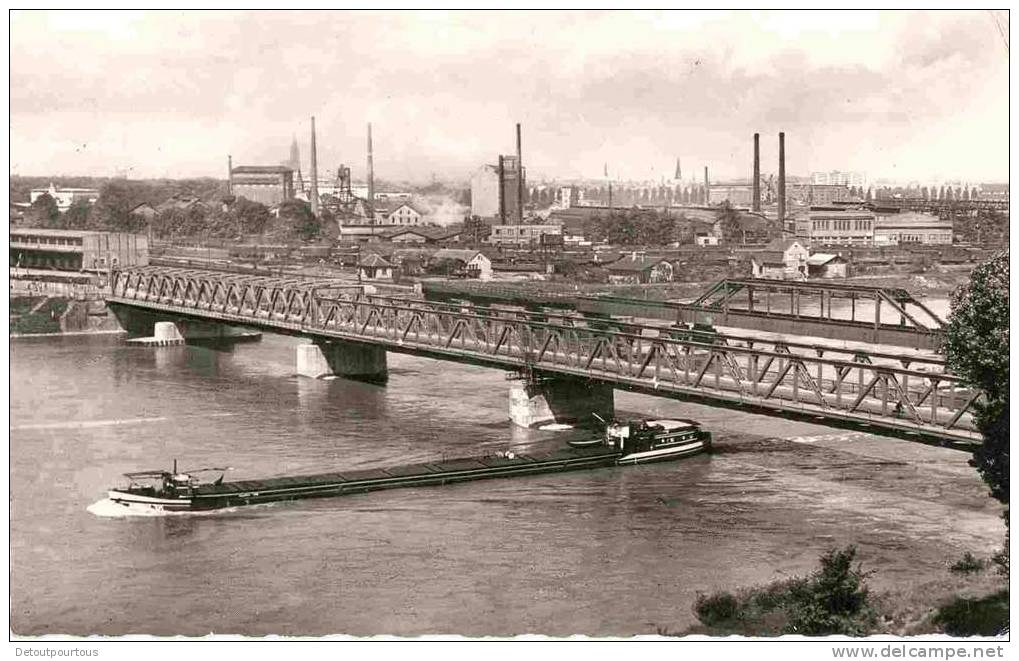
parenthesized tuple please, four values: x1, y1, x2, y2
(11, 228, 99, 237)
(606, 255, 668, 272)
(874, 212, 953, 228)
(359, 253, 392, 268)
(30, 184, 100, 193)
(763, 237, 808, 252)
(384, 225, 466, 241)
(232, 165, 294, 175)
(433, 248, 488, 262)
(751, 251, 788, 266)
(806, 253, 844, 266)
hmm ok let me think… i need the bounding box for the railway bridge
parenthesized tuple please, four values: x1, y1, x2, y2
(106, 266, 983, 447)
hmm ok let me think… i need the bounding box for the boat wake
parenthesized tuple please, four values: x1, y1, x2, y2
(13, 412, 238, 432)
(86, 498, 263, 518)
(538, 423, 574, 431)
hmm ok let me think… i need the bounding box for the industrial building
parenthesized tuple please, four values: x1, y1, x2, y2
(708, 183, 754, 206)
(10, 228, 149, 271)
(874, 212, 953, 245)
(808, 184, 854, 205)
(811, 170, 867, 188)
(470, 124, 527, 223)
(229, 164, 295, 206)
(373, 201, 425, 226)
(471, 156, 525, 221)
(795, 207, 876, 246)
(487, 223, 562, 247)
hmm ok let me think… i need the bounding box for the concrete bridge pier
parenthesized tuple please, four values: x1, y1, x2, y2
(296, 340, 388, 383)
(508, 373, 614, 428)
(109, 305, 260, 343)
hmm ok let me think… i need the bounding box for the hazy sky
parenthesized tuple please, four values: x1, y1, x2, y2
(9, 10, 1010, 184)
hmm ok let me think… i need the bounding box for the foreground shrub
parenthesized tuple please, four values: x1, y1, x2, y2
(692, 545, 877, 636)
(950, 552, 986, 575)
(934, 591, 1009, 637)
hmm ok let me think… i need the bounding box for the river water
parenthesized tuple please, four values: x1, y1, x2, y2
(9, 332, 1002, 636)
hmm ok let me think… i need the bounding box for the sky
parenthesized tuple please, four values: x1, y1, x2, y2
(9, 10, 1011, 185)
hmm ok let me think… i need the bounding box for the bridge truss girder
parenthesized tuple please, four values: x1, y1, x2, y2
(109, 268, 983, 446)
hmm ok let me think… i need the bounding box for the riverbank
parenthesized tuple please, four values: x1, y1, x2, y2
(9, 295, 123, 336)
(677, 552, 1007, 636)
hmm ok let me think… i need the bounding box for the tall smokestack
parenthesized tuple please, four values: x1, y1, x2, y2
(704, 166, 709, 204)
(310, 116, 319, 216)
(778, 132, 786, 223)
(227, 155, 233, 195)
(752, 133, 761, 212)
(498, 155, 506, 224)
(516, 123, 523, 223)
(367, 122, 374, 221)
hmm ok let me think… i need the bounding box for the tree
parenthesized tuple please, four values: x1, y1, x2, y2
(944, 250, 1009, 505)
(715, 201, 743, 244)
(232, 197, 271, 235)
(91, 180, 140, 231)
(787, 546, 876, 636)
(28, 193, 61, 228)
(277, 199, 319, 241)
(62, 199, 92, 230)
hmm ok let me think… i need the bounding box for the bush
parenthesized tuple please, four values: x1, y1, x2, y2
(949, 552, 986, 575)
(934, 590, 1009, 637)
(694, 592, 738, 625)
(692, 546, 877, 637)
(787, 546, 877, 636)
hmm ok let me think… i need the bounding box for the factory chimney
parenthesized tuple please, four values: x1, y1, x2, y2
(227, 155, 233, 195)
(367, 122, 375, 221)
(498, 155, 506, 224)
(310, 116, 319, 216)
(703, 166, 709, 204)
(516, 123, 524, 223)
(778, 132, 786, 223)
(752, 133, 761, 212)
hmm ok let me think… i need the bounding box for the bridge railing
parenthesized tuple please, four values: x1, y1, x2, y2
(108, 267, 983, 444)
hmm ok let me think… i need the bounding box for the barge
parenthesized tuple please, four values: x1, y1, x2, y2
(108, 419, 711, 513)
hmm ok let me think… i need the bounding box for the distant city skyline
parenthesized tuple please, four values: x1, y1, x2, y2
(10, 10, 1010, 184)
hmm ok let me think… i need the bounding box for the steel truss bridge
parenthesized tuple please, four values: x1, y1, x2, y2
(108, 267, 983, 447)
(423, 278, 945, 350)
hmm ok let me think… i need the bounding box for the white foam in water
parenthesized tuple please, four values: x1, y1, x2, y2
(86, 498, 253, 518)
(538, 423, 574, 431)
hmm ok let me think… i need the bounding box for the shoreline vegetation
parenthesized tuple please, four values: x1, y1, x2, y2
(665, 545, 1008, 637)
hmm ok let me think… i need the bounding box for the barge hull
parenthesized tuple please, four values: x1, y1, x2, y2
(189, 447, 622, 510)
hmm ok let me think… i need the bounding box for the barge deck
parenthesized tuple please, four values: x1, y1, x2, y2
(107, 419, 711, 513)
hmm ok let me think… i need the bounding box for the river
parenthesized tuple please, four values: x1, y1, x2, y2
(9, 332, 1002, 636)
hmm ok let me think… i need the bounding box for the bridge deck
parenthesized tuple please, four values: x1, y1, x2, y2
(108, 267, 982, 446)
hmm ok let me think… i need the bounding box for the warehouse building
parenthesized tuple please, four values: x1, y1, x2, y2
(229, 165, 295, 206)
(10, 228, 149, 271)
(873, 212, 953, 245)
